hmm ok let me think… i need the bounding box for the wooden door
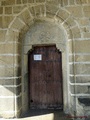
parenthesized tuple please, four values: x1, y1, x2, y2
(28, 45, 63, 109)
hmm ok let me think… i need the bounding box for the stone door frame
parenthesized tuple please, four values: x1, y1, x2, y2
(21, 20, 70, 114)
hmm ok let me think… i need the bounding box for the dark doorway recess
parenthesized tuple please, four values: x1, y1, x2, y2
(28, 45, 63, 110)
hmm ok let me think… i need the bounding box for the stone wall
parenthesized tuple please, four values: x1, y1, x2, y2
(0, 0, 90, 118)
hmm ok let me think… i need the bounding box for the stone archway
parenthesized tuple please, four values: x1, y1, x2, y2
(21, 20, 69, 114)
(5, 4, 81, 117)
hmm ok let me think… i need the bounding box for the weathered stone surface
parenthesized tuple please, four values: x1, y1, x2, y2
(70, 85, 88, 94)
(70, 76, 90, 83)
(0, 30, 6, 42)
(83, 32, 90, 38)
(0, 86, 14, 96)
(0, 55, 21, 66)
(13, 6, 26, 14)
(10, 18, 25, 31)
(16, 0, 22, 4)
(83, 6, 90, 17)
(64, 17, 76, 27)
(0, 66, 21, 77)
(66, 6, 83, 17)
(18, 9, 32, 25)
(0, 98, 14, 111)
(1, 0, 15, 6)
(69, 0, 75, 5)
(5, 7, 12, 14)
(62, 0, 68, 6)
(0, 7, 3, 14)
(77, 18, 90, 26)
(57, 9, 69, 21)
(28, 0, 34, 3)
(88, 0, 90, 3)
(36, 0, 45, 2)
(34, 5, 45, 17)
(5, 30, 19, 42)
(76, 0, 87, 4)
(46, 4, 59, 15)
(0, 78, 21, 86)
(75, 55, 90, 62)
(0, 17, 3, 28)
(46, 0, 62, 6)
(70, 27, 81, 38)
(0, 43, 21, 54)
(3, 16, 13, 28)
(70, 64, 90, 74)
(69, 55, 90, 62)
(22, 0, 28, 4)
(75, 40, 90, 53)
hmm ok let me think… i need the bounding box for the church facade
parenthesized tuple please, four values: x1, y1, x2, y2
(0, 0, 90, 119)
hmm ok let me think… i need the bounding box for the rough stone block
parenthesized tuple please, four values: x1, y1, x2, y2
(46, 4, 59, 15)
(77, 18, 90, 26)
(3, 16, 13, 28)
(69, 55, 90, 62)
(66, 6, 83, 17)
(1, 0, 15, 6)
(0, 86, 14, 96)
(0, 17, 3, 28)
(5, 30, 19, 42)
(69, 0, 75, 5)
(76, 0, 87, 4)
(46, 0, 62, 6)
(71, 26, 81, 38)
(36, 0, 45, 2)
(0, 55, 21, 66)
(29, 6, 35, 16)
(16, 0, 22, 4)
(75, 55, 90, 62)
(62, 0, 68, 6)
(70, 85, 88, 94)
(5, 7, 12, 14)
(70, 76, 90, 83)
(64, 17, 76, 28)
(0, 78, 21, 86)
(0, 7, 3, 14)
(28, 0, 34, 3)
(22, 0, 28, 3)
(75, 64, 90, 74)
(57, 9, 69, 21)
(0, 66, 21, 77)
(19, 9, 32, 25)
(83, 6, 90, 17)
(0, 30, 6, 42)
(75, 40, 90, 53)
(0, 43, 21, 54)
(10, 18, 25, 31)
(83, 32, 90, 38)
(13, 6, 26, 14)
(88, 0, 90, 3)
(0, 98, 14, 111)
(34, 5, 45, 17)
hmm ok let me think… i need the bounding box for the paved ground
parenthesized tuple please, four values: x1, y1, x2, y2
(0, 110, 73, 120)
(20, 109, 72, 120)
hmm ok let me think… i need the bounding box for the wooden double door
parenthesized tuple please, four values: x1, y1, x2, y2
(28, 45, 63, 109)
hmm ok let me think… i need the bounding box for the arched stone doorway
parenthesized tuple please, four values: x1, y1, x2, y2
(21, 20, 69, 114)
